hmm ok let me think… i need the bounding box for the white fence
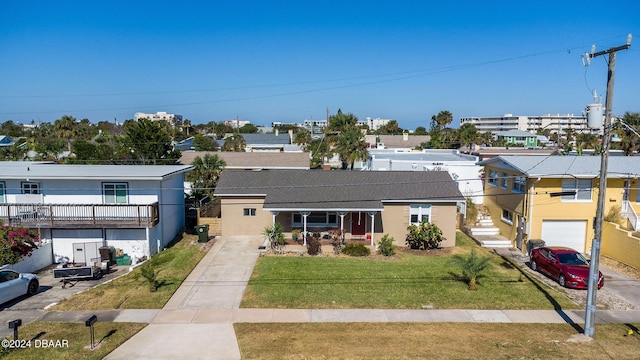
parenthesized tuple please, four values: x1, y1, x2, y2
(2, 242, 53, 273)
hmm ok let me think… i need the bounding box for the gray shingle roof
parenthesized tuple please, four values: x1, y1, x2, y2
(478, 155, 640, 178)
(215, 169, 464, 211)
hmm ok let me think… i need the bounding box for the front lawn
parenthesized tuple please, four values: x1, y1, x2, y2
(235, 323, 640, 360)
(52, 233, 209, 310)
(0, 322, 146, 360)
(241, 232, 578, 309)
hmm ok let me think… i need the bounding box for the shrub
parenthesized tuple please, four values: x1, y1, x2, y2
(306, 233, 322, 255)
(604, 204, 622, 224)
(377, 234, 396, 256)
(0, 225, 39, 265)
(465, 198, 478, 226)
(341, 243, 371, 257)
(263, 223, 285, 254)
(405, 221, 444, 250)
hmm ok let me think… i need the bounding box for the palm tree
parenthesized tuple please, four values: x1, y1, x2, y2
(457, 123, 479, 151)
(333, 128, 368, 170)
(188, 154, 226, 201)
(450, 249, 492, 291)
(54, 115, 78, 153)
(575, 132, 600, 155)
(221, 134, 246, 152)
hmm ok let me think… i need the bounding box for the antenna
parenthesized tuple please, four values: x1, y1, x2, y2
(627, 33, 633, 46)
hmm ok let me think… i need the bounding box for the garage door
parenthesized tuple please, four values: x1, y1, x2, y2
(541, 220, 587, 252)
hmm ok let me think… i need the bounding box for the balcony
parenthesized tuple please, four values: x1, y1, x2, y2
(0, 203, 159, 229)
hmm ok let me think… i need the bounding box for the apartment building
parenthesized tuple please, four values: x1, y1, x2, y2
(134, 111, 183, 126)
(460, 114, 594, 135)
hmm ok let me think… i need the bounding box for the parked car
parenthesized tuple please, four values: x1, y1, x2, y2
(529, 246, 603, 290)
(0, 269, 39, 305)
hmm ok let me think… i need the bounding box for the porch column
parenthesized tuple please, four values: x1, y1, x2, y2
(368, 211, 376, 246)
(338, 211, 347, 244)
(270, 211, 279, 225)
(301, 211, 310, 246)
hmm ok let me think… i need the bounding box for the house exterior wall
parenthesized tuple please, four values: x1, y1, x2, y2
(158, 173, 186, 249)
(220, 197, 270, 236)
(482, 164, 527, 242)
(380, 203, 457, 248)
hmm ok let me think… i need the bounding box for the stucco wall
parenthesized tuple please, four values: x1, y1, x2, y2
(4, 242, 53, 273)
(220, 197, 270, 236)
(381, 203, 457, 248)
(602, 222, 640, 270)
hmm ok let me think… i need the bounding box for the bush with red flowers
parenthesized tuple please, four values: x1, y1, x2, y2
(0, 225, 39, 265)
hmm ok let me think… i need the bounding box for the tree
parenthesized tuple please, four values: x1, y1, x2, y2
(309, 138, 330, 168)
(54, 115, 78, 153)
(221, 134, 246, 152)
(425, 110, 454, 149)
(294, 128, 312, 151)
(431, 110, 453, 130)
(457, 123, 479, 151)
(187, 154, 226, 201)
(0, 226, 39, 265)
(193, 134, 219, 151)
(450, 249, 492, 291)
(613, 112, 640, 155)
(414, 126, 428, 135)
(575, 132, 600, 155)
(327, 110, 368, 170)
(124, 118, 181, 164)
(333, 128, 368, 170)
(238, 123, 259, 134)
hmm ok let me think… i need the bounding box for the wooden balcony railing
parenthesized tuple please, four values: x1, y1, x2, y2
(0, 203, 159, 228)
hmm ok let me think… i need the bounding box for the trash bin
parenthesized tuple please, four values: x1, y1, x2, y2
(195, 224, 210, 243)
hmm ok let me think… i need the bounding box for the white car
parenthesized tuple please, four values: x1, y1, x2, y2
(0, 269, 39, 305)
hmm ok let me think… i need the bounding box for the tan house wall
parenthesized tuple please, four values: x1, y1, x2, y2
(603, 222, 640, 270)
(220, 197, 270, 236)
(381, 203, 457, 248)
(482, 165, 526, 245)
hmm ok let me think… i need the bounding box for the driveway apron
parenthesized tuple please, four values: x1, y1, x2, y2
(105, 235, 263, 360)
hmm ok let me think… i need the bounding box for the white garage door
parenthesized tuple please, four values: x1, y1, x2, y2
(541, 220, 587, 253)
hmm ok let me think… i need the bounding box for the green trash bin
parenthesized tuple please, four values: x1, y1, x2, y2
(195, 224, 210, 243)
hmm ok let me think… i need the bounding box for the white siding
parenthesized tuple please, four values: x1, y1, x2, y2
(51, 229, 103, 263)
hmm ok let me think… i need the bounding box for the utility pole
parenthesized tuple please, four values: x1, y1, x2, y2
(583, 34, 631, 338)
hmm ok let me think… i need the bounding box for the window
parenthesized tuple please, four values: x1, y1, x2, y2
(512, 176, 526, 193)
(292, 212, 338, 226)
(21, 182, 39, 194)
(243, 208, 256, 216)
(103, 183, 128, 204)
(501, 172, 508, 189)
(561, 179, 592, 201)
(0, 182, 4, 203)
(488, 170, 499, 186)
(410, 205, 431, 226)
(501, 209, 513, 224)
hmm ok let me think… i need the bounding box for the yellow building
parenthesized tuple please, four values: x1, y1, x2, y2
(478, 156, 640, 254)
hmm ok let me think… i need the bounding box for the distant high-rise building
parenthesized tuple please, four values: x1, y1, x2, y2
(459, 114, 598, 135)
(134, 112, 183, 126)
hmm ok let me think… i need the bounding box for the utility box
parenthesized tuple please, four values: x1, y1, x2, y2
(195, 224, 210, 243)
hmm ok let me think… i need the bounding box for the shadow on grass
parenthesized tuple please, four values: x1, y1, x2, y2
(446, 271, 488, 288)
(98, 329, 117, 346)
(496, 252, 584, 333)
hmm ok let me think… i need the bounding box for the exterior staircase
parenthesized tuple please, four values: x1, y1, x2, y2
(469, 214, 512, 248)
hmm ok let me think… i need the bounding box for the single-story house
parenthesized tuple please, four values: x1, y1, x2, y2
(0, 162, 193, 265)
(214, 169, 465, 247)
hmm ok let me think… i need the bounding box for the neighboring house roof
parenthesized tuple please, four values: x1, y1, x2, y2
(215, 169, 464, 211)
(369, 149, 477, 162)
(237, 133, 291, 145)
(495, 130, 537, 137)
(463, 147, 559, 160)
(478, 155, 640, 179)
(0, 135, 11, 144)
(0, 162, 193, 180)
(178, 152, 310, 170)
(365, 134, 431, 148)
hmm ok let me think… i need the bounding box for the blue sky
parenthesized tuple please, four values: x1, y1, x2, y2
(1, 1, 638, 129)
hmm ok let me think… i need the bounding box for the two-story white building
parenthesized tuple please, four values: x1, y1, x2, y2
(0, 162, 193, 265)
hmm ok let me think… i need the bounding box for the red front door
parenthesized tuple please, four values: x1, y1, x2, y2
(351, 212, 366, 236)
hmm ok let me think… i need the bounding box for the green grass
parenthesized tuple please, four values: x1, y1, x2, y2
(235, 323, 640, 360)
(241, 232, 578, 309)
(0, 322, 146, 360)
(52, 234, 208, 310)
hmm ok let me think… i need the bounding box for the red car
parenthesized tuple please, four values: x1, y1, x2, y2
(529, 246, 604, 290)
